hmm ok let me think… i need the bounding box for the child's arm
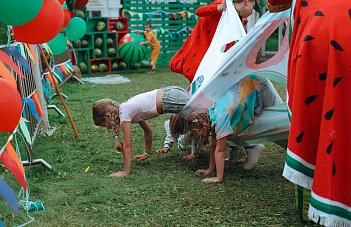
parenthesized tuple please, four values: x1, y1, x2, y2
(109, 122, 132, 178)
(195, 143, 216, 175)
(133, 121, 153, 161)
(138, 40, 151, 47)
(195, 0, 224, 17)
(202, 136, 227, 183)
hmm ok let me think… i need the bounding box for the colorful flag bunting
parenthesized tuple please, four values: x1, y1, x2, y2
(0, 51, 26, 79)
(3, 47, 30, 74)
(0, 60, 17, 89)
(180, 11, 185, 19)
(0, 177, 19, 214)
(172, 13, 177, 20)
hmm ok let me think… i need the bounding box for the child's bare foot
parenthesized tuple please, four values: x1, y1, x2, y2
(202, 177, 221, 183)
(183, 155, 195, 160)
(109, 171, 127, 178)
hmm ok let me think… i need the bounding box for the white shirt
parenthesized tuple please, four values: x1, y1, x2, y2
(119, 89, 160, 124)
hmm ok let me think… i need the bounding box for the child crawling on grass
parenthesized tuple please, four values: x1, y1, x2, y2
(92, 86, 190, 178)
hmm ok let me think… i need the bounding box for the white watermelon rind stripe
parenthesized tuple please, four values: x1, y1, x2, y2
(309, 191, 351, 226)
(282, 148, 315, 189)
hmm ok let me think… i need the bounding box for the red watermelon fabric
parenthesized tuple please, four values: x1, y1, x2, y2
(169, 0, 223, 82)
(283, 0, 351, 226)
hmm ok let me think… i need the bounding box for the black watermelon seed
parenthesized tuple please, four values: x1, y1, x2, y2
(193, 54, 196, 57)
(333, 77, 343, 87)
(297, 55, 302, 59)
(332, 161, 336, 176)
(319, 72, 327, 81)
(205, 44, 208, 47)
(301, 1, 308, 6)
(349, 9, 351, 19)
(315, 11, 324, 16)
(296, 130, 305, 143)
(197, 35, 200, 38)
(298, 20, 301, 25)
(327, 141, 333, 154)
(331, 40, 344, 51)
(305, 95, 318, 105)
(303, 35, 315, 42)
(187, 68, 190, 72)
(208, 30, 211, 34)
(179, 50, 182, 54)
(325, 108, 334, 120)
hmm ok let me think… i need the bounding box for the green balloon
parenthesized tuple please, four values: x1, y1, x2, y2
(65, 17, 86, 41)
(47, 33, 67, 56)
(0, 0, 43, 26)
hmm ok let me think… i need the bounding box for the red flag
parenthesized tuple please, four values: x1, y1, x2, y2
(6, 140, 24, 175)
(143, 31, 148, 37)
(172, 13, 177, 20)
(59, 65, 68, 75)
(0, 150, 27, 191)
(31, 94, 43, 118)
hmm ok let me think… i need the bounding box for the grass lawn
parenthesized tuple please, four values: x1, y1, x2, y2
(0, 66, 314, 226)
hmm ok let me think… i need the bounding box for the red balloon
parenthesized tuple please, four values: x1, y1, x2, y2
(12, 0, 64, 44)
(0, 79, 22, 133)
(62, 8, 71, 28)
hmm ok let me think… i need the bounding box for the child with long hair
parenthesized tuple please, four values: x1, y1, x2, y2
(187, 75, 281, 182)
(92, 86, 190, 178)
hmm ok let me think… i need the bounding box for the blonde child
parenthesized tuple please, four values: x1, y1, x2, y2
(138, 23, 160, 73)
(92, 86, 190, 178)
(186, 75, 282, 183)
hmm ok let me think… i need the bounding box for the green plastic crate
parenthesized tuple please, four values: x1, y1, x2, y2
(87, 17, 108, 33)
(93, 33, 107, 59)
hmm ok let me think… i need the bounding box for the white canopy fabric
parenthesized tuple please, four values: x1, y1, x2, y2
(180, 2, 291, 146)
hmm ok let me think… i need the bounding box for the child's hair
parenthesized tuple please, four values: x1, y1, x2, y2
(92, 99, 120, 138)
(145, 22, 152, 28)
(169, 114, 188, 139)
(187, 109, 211, 145)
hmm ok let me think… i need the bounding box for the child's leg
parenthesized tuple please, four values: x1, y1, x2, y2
(243, 144, 265, 170)
(227, 146, 246, 163)
(150, 47, 160, 70)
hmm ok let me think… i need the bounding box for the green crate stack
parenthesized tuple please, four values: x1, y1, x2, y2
(73, 7, 88, 22)
(87, 17, 109, 33)
(106, 32, 118, 58)
(71, 12, 129, 73)
(75, 49, 90, 74)
(93, 33, 107, 59)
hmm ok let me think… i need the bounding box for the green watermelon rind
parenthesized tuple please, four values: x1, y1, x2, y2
(117, 33, 148, 64)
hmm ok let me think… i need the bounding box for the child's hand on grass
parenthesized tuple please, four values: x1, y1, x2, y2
(115, 139, 123, 151)
(109, 171, 127, 178)
(155, 147, 170, 153)
(133, 154, 149, 162)
(195, 169, 213, 175)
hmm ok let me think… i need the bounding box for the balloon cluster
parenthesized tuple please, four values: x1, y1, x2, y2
(0, 0, 89, 55)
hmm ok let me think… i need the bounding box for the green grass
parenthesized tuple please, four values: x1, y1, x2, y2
(0, 67, 314, 226)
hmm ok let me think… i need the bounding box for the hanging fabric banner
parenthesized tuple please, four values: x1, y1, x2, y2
(179, 0, 291, 146)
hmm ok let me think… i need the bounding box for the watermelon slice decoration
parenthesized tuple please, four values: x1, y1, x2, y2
(66, 0, 89, 10)
(118, 34, 134, 47)
(118, 33, 148, 64)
